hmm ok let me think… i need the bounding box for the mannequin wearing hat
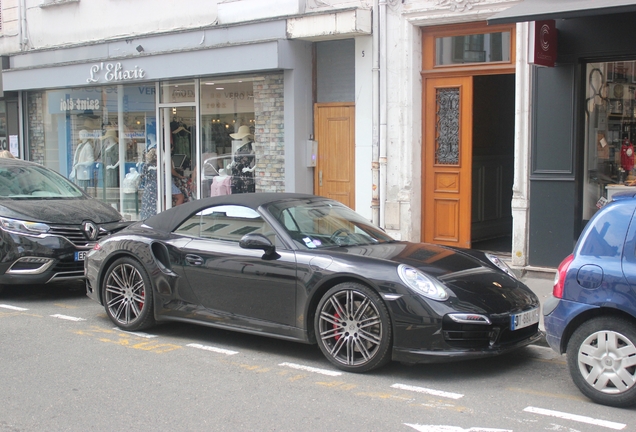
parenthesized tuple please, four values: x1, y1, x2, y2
(228, 125, 256, 194)
(102, 129, 120, 187)
(71, 130, 95, 187)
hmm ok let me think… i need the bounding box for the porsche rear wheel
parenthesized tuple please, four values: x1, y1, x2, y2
(567, 316, 636, 407)
(102, 257, 155, 331)
(315, 283, 392, 373)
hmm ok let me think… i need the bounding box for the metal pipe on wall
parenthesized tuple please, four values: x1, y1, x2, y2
(371, 0, 380, 226)
(379, 0, 388, 229)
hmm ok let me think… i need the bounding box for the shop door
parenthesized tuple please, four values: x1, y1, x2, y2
(423, 76, 473, 248)
(314, 103, 355, 208)
(159, 106, 196, 211)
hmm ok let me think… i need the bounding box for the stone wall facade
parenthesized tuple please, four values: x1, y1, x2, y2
(253, 74, 285, 193)
(26, 92, 45, 165)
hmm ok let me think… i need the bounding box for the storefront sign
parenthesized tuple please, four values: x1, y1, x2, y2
(87, 62, 146, 84)
(529, 20, 557, 67)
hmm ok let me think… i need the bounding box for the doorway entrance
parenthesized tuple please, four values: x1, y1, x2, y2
(158, 105, 196, 211)
(314, 103, 356, 208)
(421, 22, 516, 252)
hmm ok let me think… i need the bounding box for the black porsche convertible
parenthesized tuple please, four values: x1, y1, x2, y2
(86, 193, 542, 372)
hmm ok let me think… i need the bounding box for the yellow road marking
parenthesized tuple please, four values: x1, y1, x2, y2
(53, 303, 77, 309)
(507, 387, 586, 402)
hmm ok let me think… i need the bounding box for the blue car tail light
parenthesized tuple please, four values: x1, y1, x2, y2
(553, 254, 573, 299)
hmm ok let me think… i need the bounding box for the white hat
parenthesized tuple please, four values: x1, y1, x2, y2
(102, 129, 119, 142)
(230, 125, 253, 140)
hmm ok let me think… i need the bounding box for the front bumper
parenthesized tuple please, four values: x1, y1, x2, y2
(0, 231, 89, 285)
(393, 329, 544, 363)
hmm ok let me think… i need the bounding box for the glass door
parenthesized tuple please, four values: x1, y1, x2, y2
(158, 106, 196, 210)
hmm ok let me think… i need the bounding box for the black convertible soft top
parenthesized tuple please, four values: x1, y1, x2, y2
(141, 192, 323, 233)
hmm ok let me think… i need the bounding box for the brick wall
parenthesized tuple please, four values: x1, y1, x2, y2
(27, 92, 45, 165)
(253, 74, 285, 193)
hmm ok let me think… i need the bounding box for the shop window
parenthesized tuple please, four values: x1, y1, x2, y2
(199, 78, 259, 198)
(27, 84, 157, 221)
(584, 60, 636, 220)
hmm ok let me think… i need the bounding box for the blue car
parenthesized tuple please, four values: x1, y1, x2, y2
(544, 192, 636, 407)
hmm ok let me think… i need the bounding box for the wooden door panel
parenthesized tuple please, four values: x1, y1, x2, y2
(433, 198, 460, 242)
(314, 103, 355, 209)
(423, 77, 473, 248)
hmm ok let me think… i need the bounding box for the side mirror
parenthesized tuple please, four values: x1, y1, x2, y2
(239, 233, 275, 253)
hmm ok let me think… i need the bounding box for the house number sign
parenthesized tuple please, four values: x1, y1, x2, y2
(87, 62, 146, 84)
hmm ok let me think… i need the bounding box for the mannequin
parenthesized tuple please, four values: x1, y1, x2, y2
(228, 125, 256, 194)
(71, 130, 95, 187)
(102, 129, 119, 187)
(140, 148, 158, 219)
(210, 168, 231, 196)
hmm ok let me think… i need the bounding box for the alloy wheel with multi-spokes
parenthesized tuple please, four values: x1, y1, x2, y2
(567, 316, 636, 407)
(103, 257, 155, 331)
(315, 282, 392, 372)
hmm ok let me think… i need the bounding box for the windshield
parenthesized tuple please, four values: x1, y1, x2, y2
(266, 199, 394, 249)
(0, 163, 85, 199)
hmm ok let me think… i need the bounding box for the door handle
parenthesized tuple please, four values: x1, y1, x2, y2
(319, 170, 323, 187)
(185, 254, 204, 266)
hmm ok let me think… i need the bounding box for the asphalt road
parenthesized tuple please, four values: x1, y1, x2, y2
(1, 282, 634, 432)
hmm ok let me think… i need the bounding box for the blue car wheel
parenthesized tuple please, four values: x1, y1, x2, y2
(567, 316, 636, 407)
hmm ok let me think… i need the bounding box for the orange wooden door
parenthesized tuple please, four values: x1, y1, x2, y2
(314, 103, 355, 208)
(423, 76, 473, 248)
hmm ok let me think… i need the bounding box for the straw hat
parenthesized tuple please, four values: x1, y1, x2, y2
(230, 125, 253, 140)
(102, 129, 119, 142)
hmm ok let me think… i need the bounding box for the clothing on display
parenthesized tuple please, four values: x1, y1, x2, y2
(140, 149, 158, 219)
(122, 168, 141, 194)
(71, 132, 95, 185)
(171, 120, 191, 159)
(102, 130, 119, 187)
(210, 169, 232, 196)
(229, 126, 256, 194)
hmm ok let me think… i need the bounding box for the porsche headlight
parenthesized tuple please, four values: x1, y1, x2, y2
(485, 253, 517, 279)
(397, 264, 449, 301)
(0, 217, 50, 235)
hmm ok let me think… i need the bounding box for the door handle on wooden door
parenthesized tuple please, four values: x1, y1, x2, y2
(319, 170, 323, 187)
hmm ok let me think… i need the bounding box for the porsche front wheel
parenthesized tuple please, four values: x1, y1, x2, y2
(567, 316, 636, 407)
(315, 283, 392, 373)
(102, 257, 155, 331)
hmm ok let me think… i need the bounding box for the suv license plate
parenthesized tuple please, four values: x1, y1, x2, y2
(510, 308, 539, 331)
(75, 251, 87, 261)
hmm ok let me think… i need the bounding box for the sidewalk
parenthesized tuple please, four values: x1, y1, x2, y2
(518, 267, 555, 334)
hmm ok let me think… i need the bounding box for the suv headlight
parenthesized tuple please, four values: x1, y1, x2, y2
(0, 217, 50, 235)
(485, 253, 517, 279)
(397, 264, 449, 301)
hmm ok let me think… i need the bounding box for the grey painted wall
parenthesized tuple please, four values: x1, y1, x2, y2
(316, 39, 355, 103)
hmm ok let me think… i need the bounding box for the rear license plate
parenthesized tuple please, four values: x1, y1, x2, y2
(75, 251, 87, 261)
(510, 307, 539, 331)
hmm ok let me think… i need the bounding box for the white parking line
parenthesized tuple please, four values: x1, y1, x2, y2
(50, 314, 86, 322)
(392, 383, 464, 400)
(187, 343, 238, 356)
(278, 362, 342, 376)
(524, 406, 626, 430)
(113, 328, 158, 338)
(0, 304, 29, 311)
(405, 424, 511, 432)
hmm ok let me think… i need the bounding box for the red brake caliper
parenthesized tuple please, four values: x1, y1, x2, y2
(333, 312, 341, 340)
(139, 288, 144, 311)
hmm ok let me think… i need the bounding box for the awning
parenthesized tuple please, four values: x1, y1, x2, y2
(488, 0, 636, 25)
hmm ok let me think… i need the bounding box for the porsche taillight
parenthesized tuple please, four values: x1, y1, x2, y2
(553, 254, 574, 299)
